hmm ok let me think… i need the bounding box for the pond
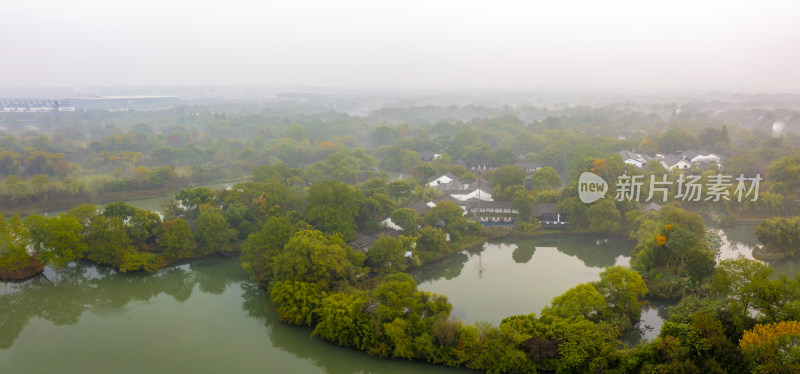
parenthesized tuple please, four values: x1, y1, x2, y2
(411, 235, 634, 326)
(411, 223, 795, 346)
(0, 257, 468, 373)
(409, 234, 667, 344)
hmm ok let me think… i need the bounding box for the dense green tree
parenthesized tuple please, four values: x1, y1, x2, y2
(306, 180, 364, 242)
(660, 207, 705, 238)
(384, 318, 415, 359)
(530, 167, 561, 190)
(360, 193, 394, 227)
(174, 187, 216, 218)
(767, 156, 800, 195)
(755, 216, 800, 255)
(712, 257, 774, 322)
(0, 151, 22, 176)
(128, 209, 163, 244)
(684, 248, 716, 284)
(240, 215, 296, 286)
(538, 314, 619, 373)
(103, 201, 137, 220)
(370, 126, 398, 146)
(542, 283, 606, 321)
(387, 179, 417, 200)
(390, 208, 420, 235)
(512, 190, 536, 222)
(587, 199, 622, 232)
(486, 166, 526, 192)
(366, 235, 407, 275)
(593, 266, 648, 330)
(272, 230, 363, 290)
(658, 127, 697, 153)
(25, 215, 87, 268)
(65, 204, 98, 230)
(313, 291, 376, 350)
(399, 150, 421, 172)
(85, 215, 133, 267)
(159, 219, 195, 260)
(416, 226, 448, 259)
(494, 147, 517, 166)
(0, 214, 33, 272)
(424, 200, 465, 228)
(270, 280, 326, 326)
(195, 207, 237, 255)
(411, 163, 437, 182)
(559, 182, 590, 228)
(659, 310, 747, 372)
(373, 273, 452, 350)
(665, 227, 703, 272)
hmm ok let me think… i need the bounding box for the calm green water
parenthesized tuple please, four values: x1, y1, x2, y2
(410, 226, 795, 346)
(409, 234, 677, 346)
(711, 223, 800, 276)
(412, 235, 634, 326)
(0, 258, 468, 374)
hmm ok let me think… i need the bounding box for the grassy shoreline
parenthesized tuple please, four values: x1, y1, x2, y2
(4, 175, 250, 216)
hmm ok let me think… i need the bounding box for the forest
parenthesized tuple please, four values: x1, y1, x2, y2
(3, 96, 800, 372)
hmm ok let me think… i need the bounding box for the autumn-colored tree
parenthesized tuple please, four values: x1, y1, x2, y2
(741, 321, 800, 373)
(590, 159, 607, 176)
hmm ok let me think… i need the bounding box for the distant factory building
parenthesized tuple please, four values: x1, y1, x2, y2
(63, 96, 178, 111)
(0, 98, 73, 112)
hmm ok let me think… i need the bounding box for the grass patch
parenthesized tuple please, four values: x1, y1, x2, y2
(753, 246, 788, 261)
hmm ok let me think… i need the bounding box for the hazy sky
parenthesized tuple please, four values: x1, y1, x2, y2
(2, 0, 799, 92)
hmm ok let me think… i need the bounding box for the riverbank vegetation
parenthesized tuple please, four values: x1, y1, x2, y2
(4, 98, 800, 371)
(753, 216, 800, 260)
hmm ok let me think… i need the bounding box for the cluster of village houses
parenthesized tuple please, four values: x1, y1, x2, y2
(349, 150, 723, 254)
(618, 150, 722, 170)
(350, 157, 564, 253)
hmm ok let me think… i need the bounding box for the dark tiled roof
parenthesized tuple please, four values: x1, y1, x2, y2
(465, 199, 513, 210)
(348, 230, 402, 251)
(661, 154, 685, 167)
(460, 175, 493, 194)
(433, 194, 460, 204)
(619, 150, 640, 161)
(682, 151, 700, 161)
(532, 202, 559, 216)
(409, 200, 432, 216)
(349, 233, 377, 249)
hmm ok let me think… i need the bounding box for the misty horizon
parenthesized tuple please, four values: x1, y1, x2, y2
(2, 0, 800, 94)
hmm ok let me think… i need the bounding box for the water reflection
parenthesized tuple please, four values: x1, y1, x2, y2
(1, 257, 466, 374)
(620, 300, 674, 347)
(0, 258, 241, 350)
(413, 252, 470, 284)
(512, 245, 536, 264)
(546, 235, 632, 268)
(410, 234, 683, 347)
(412, 234, 636, 325)
(412, 235, 634, 287)
(706, 222, 759, 261)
